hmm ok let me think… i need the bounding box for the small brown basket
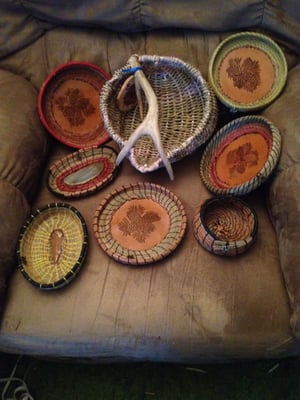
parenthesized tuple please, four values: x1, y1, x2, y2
(100, 54, 218, 178)
(193, 197, 258, 256)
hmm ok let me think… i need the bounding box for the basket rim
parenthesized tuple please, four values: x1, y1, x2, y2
(208, 31, 288, 112)
(17, 202, 88, 290)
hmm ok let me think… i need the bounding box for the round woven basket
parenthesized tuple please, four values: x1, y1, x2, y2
(208, 31, 287, 112)
(17, 203, 88, 290)
(193, 197, 258, 256)
(200, 115, 281, 196)
(48, 145, 119, 198)
(100, 54, 218, 175)
(93, 182, 187, 265)
(38, 61, 110, 148)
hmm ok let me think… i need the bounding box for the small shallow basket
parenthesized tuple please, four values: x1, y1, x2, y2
(193, 197, 258, 256)
(100, 54, 218, 174)
(17, 203, 88, 290)
(38, 61, 110, 148)
(48, 145, 119, 198)
(200, 115, 281, 196)
(93, 182, 187, 265)
(208, 31, 287, 112)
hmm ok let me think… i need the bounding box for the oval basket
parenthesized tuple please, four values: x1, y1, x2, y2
(17, 203, 88, 290)
(47, 145, 119, 198)
(93, 182, 187, 265)
(200, 115, 281, 196)
(38, 61, 110, 148)
(100, 54, 218, 175)
(208, 31, 287, 112)
(193, 196, 258, 256)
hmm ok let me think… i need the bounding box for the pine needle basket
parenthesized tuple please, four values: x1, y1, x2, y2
(93, 182, 187, 265)
(47, 145, 119, 198)
(208, 31, 287, 112)
(193, 196, 258, 256)
(200, 115, 281, 196)
(17, 203, 88, 290)
(100, 55, 218, 177)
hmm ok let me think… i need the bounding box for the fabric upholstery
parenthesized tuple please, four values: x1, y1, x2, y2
(0, 69, 48, 314)
(1, 1, 300, 61)
(0, 0, 300, 360)
(0, 144, 295, 361)
(262, 64, 300, 338)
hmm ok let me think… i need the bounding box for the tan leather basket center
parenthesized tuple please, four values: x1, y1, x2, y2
(218, 47, 275, 104)
(111, 199, 170, 251)
(52, 79, 101, 137)
(215, 132, 269, 186)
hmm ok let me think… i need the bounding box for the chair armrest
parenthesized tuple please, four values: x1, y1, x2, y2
(262, 63, 300, 338)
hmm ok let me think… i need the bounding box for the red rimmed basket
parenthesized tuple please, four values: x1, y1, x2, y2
(47, 145, 119, 198)
(38, 61, 110, 148)
(193, 196, 258, 257)
(200, 115, 281, 196)
(208, 31, 287, 112)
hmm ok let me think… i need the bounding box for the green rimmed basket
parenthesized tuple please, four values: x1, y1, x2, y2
(193, 196, 258, 256)
(93, 182, 187, 265)
(17, 203, 88, 290)
(200, 115, 281, 196)
(208, 31, 287, 112)
(48, 145, 119, 198)
(38, 61, 110, 149)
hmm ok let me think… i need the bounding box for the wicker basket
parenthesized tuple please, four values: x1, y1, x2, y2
(193, 197, 258, 256)
(17, 203, 88, 290)
(100, 55, 218, 177)
(200, 115, 281, 196)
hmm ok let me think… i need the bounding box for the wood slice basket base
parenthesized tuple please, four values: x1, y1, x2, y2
(193, 197, 258, 257)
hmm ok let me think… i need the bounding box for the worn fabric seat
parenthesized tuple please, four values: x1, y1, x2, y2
(0, 1, 299, 362)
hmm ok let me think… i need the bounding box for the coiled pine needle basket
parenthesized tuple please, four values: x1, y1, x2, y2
(193, 197, 258, 256)
(100, 54, 218, 178)
(200, 115, 281, 196)
(17, 203, 88, 290)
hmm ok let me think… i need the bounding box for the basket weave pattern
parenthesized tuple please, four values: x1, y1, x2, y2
(193, 197, 258, 256)
(17, 203, 88, 289)
(200, 115, 281, 196)
(93, 182, 187, 265)
(100, 55, 218, 174)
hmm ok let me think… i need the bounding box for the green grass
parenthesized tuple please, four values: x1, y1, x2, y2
(0, 353, 300, 399)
